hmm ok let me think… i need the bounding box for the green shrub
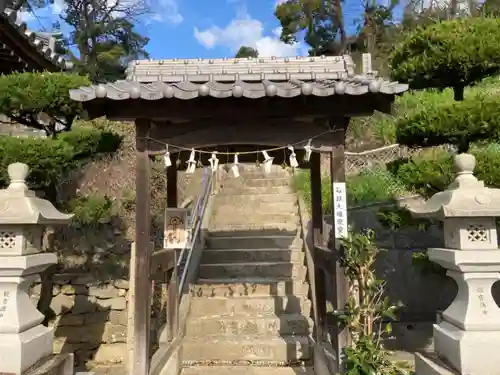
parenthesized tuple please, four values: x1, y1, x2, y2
(396, 95, 500, 151)
(390, 144, 500, 197)
(0, 126, 121, 193)
(347, 168, 408, 206)
(0, 72, 90, 136)
(390, 17, 500, 100)
(69, 194, 114, 226)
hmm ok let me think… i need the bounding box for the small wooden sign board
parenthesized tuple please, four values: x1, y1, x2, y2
(164, 208, 190, 249)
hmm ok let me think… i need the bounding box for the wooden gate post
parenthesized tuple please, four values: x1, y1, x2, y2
(309, 152, 327, 341)
(329, 119, 351, 371)
(130, 119, 153, 375)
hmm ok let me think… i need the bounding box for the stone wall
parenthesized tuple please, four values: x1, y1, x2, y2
(30, 275, 129, 369)
(344, 196, 500, 322)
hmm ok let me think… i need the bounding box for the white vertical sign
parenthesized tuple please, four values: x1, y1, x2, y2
(333, 182, 348, 239)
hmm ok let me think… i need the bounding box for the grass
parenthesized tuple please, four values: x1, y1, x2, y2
(346, 75, 500, 150)
(294, 167, 410, 213)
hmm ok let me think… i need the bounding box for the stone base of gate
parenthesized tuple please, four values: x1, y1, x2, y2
(24, 353, 74, 375)
(415, 352, 457, 375)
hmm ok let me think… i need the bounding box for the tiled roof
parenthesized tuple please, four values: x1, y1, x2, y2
(0, 7, 70, 71)
(69, 55, 408, 101)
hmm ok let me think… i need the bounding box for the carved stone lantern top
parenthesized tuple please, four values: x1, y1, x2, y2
(409, 153, 500, 220)
(0, 162, 73, 225)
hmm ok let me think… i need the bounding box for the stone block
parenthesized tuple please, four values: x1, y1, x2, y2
(109, 310, 127, 326)
(96, 297, 127, 311)
(50, 294, 75, 316)
(185, 314, 312, 337)
(433, 321, 500, 374)
(93, 343, 127, 364)
(201, 248, 304, 264)
(182, 335, 312, 362)
(190, 280, 309, 298)
(58, 314, 84, 326)
(206, 234, 300, 250)
(89, 284, 119, 299)
(24, 353, 74, 375)
(102, 323, 127, 343)
(198, 262, 307, 279)
(60, 284, 87, 295)
(56, 324, 103, 345)
(0, 324, 53, 374)
(84, 311, 110, 324)
(113, 279, 129, 290)
(71, 295, 97, 314)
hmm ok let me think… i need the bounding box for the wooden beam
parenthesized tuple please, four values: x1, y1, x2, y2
(328, 118, 350, 371)
(310, 151, 327, 342)
(131, 119, 152, 375)
(84, 94, 394, 121)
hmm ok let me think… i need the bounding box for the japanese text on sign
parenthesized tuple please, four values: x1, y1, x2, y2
(333, 182, 348, 239)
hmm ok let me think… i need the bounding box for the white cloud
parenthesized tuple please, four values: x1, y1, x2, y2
(151, 0, 183, 24)
(193, 11, 304, 57)
(275, 0, 288, 7)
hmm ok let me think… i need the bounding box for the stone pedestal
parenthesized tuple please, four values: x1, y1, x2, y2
(408, 153, 500, 375)
(0, 163, 73, 375)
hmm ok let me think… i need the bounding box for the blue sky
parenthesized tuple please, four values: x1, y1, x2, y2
(19, 0, 405, 59)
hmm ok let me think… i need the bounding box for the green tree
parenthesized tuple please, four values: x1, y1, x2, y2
(390, 17, 500, 101)
(235, 46, 259, 58)
(0, 72, 90, 136)
(16, 0, 150, 83)
(275, 0, 346, 56)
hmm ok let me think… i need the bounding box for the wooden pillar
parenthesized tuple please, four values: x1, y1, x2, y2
(309, 152, 327, 341)
(329, 118, 350, 371)
(167, 162, 178, 208)
(131, 119, 152, 375)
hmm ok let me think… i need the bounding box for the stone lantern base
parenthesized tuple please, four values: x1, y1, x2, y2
(416, 321, 500, 375)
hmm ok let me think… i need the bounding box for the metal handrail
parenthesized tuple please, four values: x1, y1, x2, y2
(177, 168, 213, 296)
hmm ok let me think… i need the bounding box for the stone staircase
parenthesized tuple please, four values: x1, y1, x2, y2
(182, 166, 314, 375)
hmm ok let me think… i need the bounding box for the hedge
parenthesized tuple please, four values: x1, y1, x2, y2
(390, 17, 500, 100)
(395, 95, 500, 152)
(0, 125, 122, 192)
(387, 144, 500, 198)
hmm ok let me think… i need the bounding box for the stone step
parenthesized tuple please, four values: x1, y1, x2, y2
(215, 193, 297, 204)
(182, 334, 312, 362)
(185, 314, 313, 337)
(181, 366, 314, 375)
(219, 186, 294, 195)
(213, 203, 298, 216)
(198, 262, 307, 280)
(221, 177, 291, 188)
(190, 278, 310, 298)
(201, 248, 305, 264)
(207, 235, 300, 249)
(211, 213, 298, 225)
(210, 223, 299, 233)
(189, 295, 312, 317)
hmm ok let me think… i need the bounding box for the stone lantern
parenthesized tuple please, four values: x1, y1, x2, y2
(0, 163, 73, 375)
(408, 153, 500, 375)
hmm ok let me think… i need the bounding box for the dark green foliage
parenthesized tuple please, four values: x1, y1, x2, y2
(69, 194, 114, 226)
(396, 95, 500, 152)
(390, 18, 500, 100)
(0, 72, 90, 136)
(235, 46, 259, 58)
(0, 126, 121, 193)
(340, 230, 409, 375)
